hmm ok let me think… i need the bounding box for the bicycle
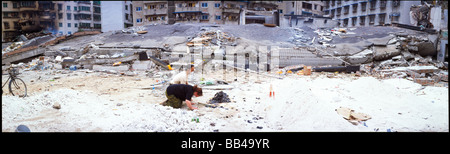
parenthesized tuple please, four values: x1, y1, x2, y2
(2, 65, 27, 97)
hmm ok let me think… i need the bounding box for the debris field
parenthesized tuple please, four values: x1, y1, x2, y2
(2, 23, 448, 132)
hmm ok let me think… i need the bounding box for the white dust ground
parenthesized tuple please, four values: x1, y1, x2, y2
(2, 71, 448, 132)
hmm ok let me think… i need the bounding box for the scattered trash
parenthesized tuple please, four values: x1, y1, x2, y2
(336, 107, 372, 125)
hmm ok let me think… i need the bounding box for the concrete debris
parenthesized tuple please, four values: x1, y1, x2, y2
(208, 91, 231, 104)
(336, 107, 371, 125)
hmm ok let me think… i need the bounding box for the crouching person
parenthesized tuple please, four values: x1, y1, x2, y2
(162, 84, 202, 110)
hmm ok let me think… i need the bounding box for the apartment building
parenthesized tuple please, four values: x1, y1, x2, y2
(55, 1, 102, 35)
(132, 1, 247, 26)
(2, 1, 57, 42)
(324, 0, 421, 27)
(101, 1, 133, 32)
(1, 1, 102, 42)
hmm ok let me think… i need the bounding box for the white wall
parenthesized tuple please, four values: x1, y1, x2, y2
(101, 1, 125, 32)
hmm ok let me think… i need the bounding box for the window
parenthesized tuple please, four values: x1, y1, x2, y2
(188, 3, 195, 7)
(68, 31, 72, 35)
(94, 15, 100, 21)
(160, 4, 165, 9)
(4, 22, 10, 29)
(67, 6, 70, 10)
(68, 23, 71, 27)
(314, 5, 317, 10)
(369, 15, 375, 25)
(125, 13, 129, 20)
(161, 16, 165, 20)
(201, 3, 208, 8)
(75, 23, 78, 27)
(94, 7, 100, 13)
(13, 2, 17, 8)
(137, 18, 142, 23)
(360, 16, 365, 25)
(215, 3, 220, 8)
(136, 7, 142, 11)
(58, 13, 63, 19)
(74, 6, 77, 11)
(67, 13, 71, 20)
(125, 5, 128, 10)
(58, 4, 62, 10)
(201, 15, 208, 20)
(279, 9, 283, 14)
(215, 15, 221, 20)
(94, 24, 101, 28)
(148, 5, 156, 9)
(59, 23, 63, 27)
(3, 3, 7, 8)
(378, 14, 386, 24)
(80, 6, 90, 11)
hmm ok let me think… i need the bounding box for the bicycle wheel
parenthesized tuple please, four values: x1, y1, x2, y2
(9, 78, 27, 97)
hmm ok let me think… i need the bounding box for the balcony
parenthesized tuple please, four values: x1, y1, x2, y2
(222, 7, 241, 14)
(144, 8, 168, 15)
(174, 6, 200, 12)
(78, 1, 91, 5)
(19, 6, 39, 12)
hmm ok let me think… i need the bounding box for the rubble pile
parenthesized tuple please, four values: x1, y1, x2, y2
(187, 30, 237, 47)
(290, 28, 313, 46)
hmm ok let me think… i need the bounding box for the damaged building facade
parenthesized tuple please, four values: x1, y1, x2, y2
(132, 1, 248, 26)
(1, 1, 102, 42)
(323, 0, 421, 27)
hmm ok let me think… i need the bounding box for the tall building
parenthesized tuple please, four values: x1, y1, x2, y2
(101, 1, 133, 32)
(2, 1, 57, 42)
(55, 1, 102, 35)
(1, 1, 102, 42)
(132, 1, 248, 26)
(323, 0, 421, 27)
